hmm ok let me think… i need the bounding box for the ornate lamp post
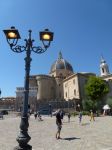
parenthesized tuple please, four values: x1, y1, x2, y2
(3, 26, 54, 150)
(0, 89, 1, 100)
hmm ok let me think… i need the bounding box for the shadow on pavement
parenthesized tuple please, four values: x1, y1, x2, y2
(63, 120, 75, 123)
(61, 137, 81, 141)
(81, 123, 90, 126)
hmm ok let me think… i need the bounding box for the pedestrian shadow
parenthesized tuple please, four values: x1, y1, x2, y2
(63, 120, 75, 123)
(61, 137, 81, 141)
(81, 122, 90, 126)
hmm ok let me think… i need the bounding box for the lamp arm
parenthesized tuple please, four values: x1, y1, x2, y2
(9, 44, 26, 53)
(42, 40, 50, 49)
(32, 46, 47, 54)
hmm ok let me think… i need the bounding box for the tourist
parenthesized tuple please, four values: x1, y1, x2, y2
(56, 109, 62, 139)
(68, 112, 71, 122)
(90, 110, 95, 121)
(60, 110, 64, 120)
(34, 112, 37, 119)
(79, 111, 82, 124)
(37, 112, 43, 121)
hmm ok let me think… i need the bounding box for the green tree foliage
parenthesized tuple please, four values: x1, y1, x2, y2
(85, 76, 109, 101)
(82, 98, 102, 111)
(82, 99, 97, 111)
(106, 97, 112, 109)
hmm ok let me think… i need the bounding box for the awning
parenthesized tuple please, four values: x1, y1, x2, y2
(103, 104, 110, 110)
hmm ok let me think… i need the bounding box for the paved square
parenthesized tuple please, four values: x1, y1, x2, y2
(0, 114, 112, 150)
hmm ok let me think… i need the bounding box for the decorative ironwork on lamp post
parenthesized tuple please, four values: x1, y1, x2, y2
(0, 89, 2, 97)
(3, 26, 54, 150)
(0, 89, 1, 100)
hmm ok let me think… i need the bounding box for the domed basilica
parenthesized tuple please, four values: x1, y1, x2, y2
(15, 52, 112, 111)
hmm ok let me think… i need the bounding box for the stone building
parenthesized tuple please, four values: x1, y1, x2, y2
(15, 52, 112, 111)
(0, 97, 16, 110)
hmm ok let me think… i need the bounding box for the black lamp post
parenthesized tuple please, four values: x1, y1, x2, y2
(3, 26, 54, 150)
(0, 89, 1, 100)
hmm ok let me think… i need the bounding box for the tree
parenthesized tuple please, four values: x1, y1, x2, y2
(106, 97, 112, 109)
(85, 76, 109, 101)
(82, 98, 103, 111)
(82, 99, 97, 111)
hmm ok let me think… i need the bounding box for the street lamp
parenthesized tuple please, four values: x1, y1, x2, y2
(3, 26, 54, 150)
(0, 89, 1, 100)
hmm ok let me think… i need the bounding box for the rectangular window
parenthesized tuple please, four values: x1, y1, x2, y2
(66, 92, 67, 97)
(73, 79, 75, 84)
(65, 83, 68, 88)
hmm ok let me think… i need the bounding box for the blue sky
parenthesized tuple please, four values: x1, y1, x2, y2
(0, 0, 112, 96)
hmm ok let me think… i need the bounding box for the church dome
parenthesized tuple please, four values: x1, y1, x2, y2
(50, 52, 73, 73)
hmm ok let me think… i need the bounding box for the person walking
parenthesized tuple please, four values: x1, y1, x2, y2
(68, 112, 71, 122)
(90, 110, 95, 121)
(34, 112, 37, 119)
(56, 109, 62, 139)
(37, 112, 43, 121)
(60, 110, 64, 120)
(79, 111, 82, 124)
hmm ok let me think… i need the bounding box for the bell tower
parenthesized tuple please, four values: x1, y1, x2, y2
(100, 56, 110, 76)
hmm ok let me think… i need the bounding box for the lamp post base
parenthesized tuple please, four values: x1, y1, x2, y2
(14, 144, 32, 150)
(14, 116, 32, 150)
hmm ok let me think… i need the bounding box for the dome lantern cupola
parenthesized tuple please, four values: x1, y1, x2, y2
(58, 51, 63, 59)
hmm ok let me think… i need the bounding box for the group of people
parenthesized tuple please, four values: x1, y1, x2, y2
(55, 109, 95, 140)
(32, 108, 95, 140)
(78, 110, 95, 123)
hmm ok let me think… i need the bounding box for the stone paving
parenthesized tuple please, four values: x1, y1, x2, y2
(0, 114, 112, 150)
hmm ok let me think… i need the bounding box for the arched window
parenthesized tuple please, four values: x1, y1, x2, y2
(102, 68, 104, 73)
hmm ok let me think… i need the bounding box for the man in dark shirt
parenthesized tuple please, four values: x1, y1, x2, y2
(56, 109, 62, 139)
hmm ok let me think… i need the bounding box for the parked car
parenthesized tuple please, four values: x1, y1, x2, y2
(0, 112, 3, 119)
(37, 109, 49, 115)
(1, 110, 8, 115)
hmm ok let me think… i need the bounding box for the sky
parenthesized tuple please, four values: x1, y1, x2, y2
(0, 0, 112, 97)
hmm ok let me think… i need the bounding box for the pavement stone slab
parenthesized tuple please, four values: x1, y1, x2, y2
(0, 114, 112, 150)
